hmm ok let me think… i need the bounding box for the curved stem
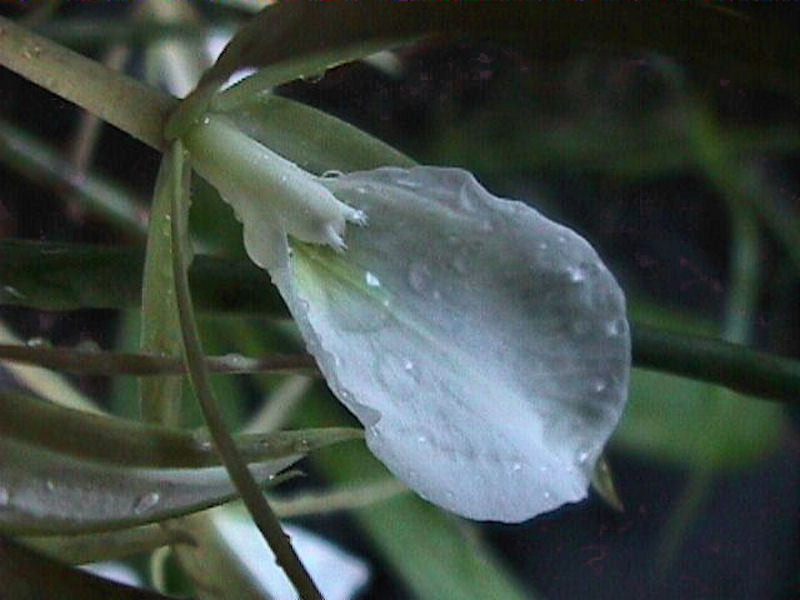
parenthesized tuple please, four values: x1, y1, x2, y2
(167, 142, 323, 600)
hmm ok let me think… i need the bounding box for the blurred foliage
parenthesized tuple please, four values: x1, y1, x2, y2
(0, 2, 798, 599)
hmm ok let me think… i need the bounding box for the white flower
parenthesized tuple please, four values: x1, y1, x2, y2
(184, 123, 631, 523)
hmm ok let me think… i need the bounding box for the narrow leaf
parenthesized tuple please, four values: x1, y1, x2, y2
(0, 434, 297, 535)
(140, 141, 186, 424)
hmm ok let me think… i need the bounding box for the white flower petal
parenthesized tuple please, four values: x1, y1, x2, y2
(264, 166, 630, 523)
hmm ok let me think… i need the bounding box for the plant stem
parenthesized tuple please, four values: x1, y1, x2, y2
(167, 142, 323, 600)
(0, 15, 174, 150)
(631, 324, 800, 406)
(0, 344, 316, 377)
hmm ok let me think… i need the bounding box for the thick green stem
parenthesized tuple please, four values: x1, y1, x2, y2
(630, 324, 799, 406)
(0, 15, 175, 150)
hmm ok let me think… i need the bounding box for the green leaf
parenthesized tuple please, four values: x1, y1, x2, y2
(169, 3, 800, 137)
(0, 537, 172, 600)
(614, 369, 784, 469)
(0, 239, 287, 315)
(227, 95, 414, 174)
(22, 525, 181, 565)
(0, 390, 360, 470)
(0, 390, 361, 535)
(0, 434, 295, 535)
(141, 138, 186, 424)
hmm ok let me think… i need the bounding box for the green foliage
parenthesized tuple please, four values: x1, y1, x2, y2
(0, 2, 797, 599)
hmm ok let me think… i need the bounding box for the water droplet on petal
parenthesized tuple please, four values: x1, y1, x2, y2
(567, 266, 586, 283)
(45, 480, 56, 491)
(605, 318, 625, 337)
(537, 241, 548, 251)
(511, 462, 523, 472)
(132, 492, 161, 515)
(321, 169, 343, 179)
(557, 234, 567, 244)
(404, 360, 414, 372)
(593, 378, 608, 393)
(365, 271, 381, 287)
(576, 451, 590, 465)
(417, 435, 427, 444)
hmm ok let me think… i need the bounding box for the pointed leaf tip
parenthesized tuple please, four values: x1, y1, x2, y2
(251, 166, 630, 522)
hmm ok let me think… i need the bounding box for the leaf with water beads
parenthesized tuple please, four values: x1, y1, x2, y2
(0, 391, 361, 535)
(259, 166, 631, 522)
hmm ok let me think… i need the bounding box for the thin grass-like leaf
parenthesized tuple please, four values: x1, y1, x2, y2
(0, 390, 359, 470)
(22, 525, 185, 565)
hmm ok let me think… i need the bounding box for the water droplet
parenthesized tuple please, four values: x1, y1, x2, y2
(445, 490, 455, 500)
(567, 266, 586, 283)
(511, 462, 523, 472)
(543, 491, 552, 500)
(577, 451, 590, 465)
(593, 378, 608, 393)
(321, 169, 343, 179)
(605, 318, 625, 337)
(417, 435, 427, 444)
(538, 241, 548, 251)
(45, 480, 56, 491)
(132, 492, 161, 515)
(201, 116, 211, 125)
(26, 337, 51, 348)
(0, 487, 9, 506)
(557, 234, 567, 244)
(403, 360, 414, 372)
(223, 353, 247, 369)
(365, 271, 381, 287)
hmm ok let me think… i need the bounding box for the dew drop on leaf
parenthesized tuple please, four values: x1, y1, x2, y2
(365, 271, 381, 287)
(132, 492, 161, 515)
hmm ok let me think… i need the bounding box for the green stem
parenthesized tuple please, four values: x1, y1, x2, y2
(167, 142, 322, 600)
(0, 343, 315, 377)
(0, 15, 175, 150)
(631, 324, 799, 406)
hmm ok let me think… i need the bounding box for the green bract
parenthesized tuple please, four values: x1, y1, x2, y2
(183, 123, 631, 523)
